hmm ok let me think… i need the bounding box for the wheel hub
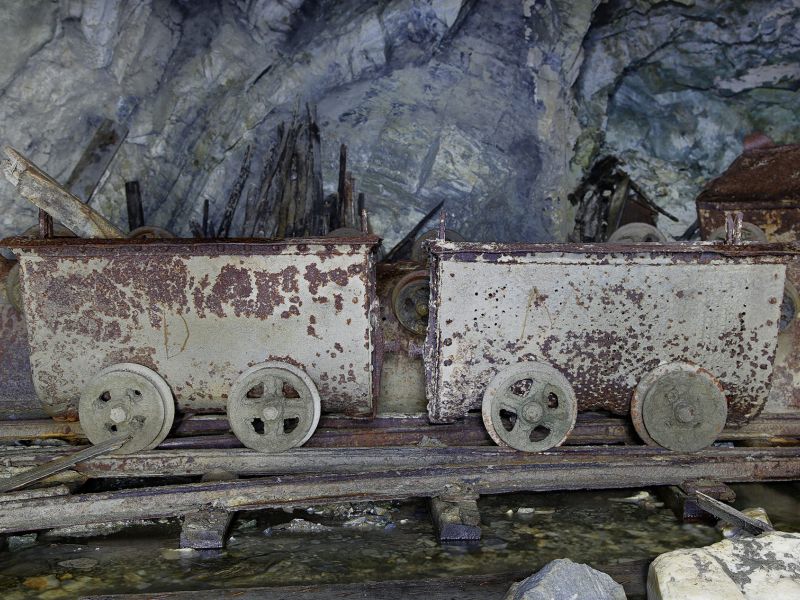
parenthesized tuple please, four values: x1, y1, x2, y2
(521, 401, 543, 424)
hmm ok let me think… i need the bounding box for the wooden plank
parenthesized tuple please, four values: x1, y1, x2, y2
(64, 118, 128, 202)
(125, 181, 144, 231)
(0, 446, 797, 534)
(430, 496, 481, 541)
(179, 507, 232, 549)
(2, 147, 125, 239)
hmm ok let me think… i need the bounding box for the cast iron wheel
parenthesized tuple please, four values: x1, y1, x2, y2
(391, 270, 430, 336)
(607, 222, 667, 243)
(630, 362, 727, 452)
(227, 362, 321, 452)
(79, 363, 175, 454)
(482, 362, 577, 452)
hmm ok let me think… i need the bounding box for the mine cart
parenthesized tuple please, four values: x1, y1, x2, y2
(424, 240, 794, 453)
(696, 144, 800, 418)
(5, 236, 380, 454)
(697, 144, 800, 242)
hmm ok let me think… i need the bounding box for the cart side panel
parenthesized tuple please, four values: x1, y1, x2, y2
(426, 246, 785, 425)
(16, 242, 375, 419)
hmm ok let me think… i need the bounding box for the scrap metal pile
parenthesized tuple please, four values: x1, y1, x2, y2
(0, 140, 798, 543)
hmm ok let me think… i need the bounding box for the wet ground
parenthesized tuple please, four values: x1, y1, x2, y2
(1, 482, 797, 599)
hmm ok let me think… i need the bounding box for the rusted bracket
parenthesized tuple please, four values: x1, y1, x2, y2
(693, 491, 774, 535)
(0, 434, 130, 493)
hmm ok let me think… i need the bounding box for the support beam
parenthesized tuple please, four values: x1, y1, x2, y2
(430, 495, 481, 542)
(180, 508, 233, 550)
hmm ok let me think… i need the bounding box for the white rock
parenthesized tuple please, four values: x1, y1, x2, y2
(648, 531, 800, 600)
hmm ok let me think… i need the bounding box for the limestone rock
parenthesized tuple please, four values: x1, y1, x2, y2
(505, 558, 626, 600)
(648, 531, 800, 600)
(0, 0, 795, 245)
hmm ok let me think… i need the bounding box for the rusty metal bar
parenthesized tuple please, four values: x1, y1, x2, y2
(0, 432, 130, 492)
(0, 446, 797, 534)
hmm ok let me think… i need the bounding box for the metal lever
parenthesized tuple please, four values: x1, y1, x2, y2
(694, 491, 774, 535)
(0, 433, 131, 493)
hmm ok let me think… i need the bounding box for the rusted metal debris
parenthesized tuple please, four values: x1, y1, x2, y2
(0, 445, 797, 535)
(693, 491, 775, 535)
(5, 236, 381, 421)
(425, 240, 792, 429)
(569, 156, 677, 243)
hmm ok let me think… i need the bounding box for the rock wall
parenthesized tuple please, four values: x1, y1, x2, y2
(0, 0, 797, 247)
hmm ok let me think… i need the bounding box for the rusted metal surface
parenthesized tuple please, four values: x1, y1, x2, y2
(0, 258, 40, 417)
(3, 236, 380, 419)
(696, 148, 800, 417)
(0, 445, 798, 534)
(697, 145, 800, 242)
(425, 240, 791, 426)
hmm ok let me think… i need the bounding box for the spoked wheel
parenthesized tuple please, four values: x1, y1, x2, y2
(482, 362, 577, 452)
(391, 270, 430, 336)
(631, 362, 727, 452)
(227, 362, 321, 452)
(79, 363, 175, 454)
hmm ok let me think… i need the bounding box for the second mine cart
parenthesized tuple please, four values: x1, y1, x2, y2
(424, 240, 794, 452)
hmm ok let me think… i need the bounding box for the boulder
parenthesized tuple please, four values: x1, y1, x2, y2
(505, 558, 626, 600)
(648, 531, 800, 600)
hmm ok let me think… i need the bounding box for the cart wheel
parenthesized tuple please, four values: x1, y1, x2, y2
(227, 362, 321, 453)
(707, 221, 767, 243)
(607, 222, 667, 243)
(4, 262, 23, 313)
(79, 363, 175, 454)
(127, 226, 174, 239)
(631, 362, 727, 452)
(482, 362, 577, 452)
(391, 270, 430, 336)
(411, 228, 465, 264)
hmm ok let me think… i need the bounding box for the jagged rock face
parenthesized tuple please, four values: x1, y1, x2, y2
(0, 0, 797, 246)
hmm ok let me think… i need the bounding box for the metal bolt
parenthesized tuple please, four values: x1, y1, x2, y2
(674, 402, 696, 424)
(521, 402, 543, 423)
(109, 406, 128, 424)
(262, 406, 279, 421)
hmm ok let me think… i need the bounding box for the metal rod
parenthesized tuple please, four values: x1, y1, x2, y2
(0, 433, 130, 493)
(693, 491, 774, 535)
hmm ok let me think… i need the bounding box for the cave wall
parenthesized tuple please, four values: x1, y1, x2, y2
(0, 0, 797, 247)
